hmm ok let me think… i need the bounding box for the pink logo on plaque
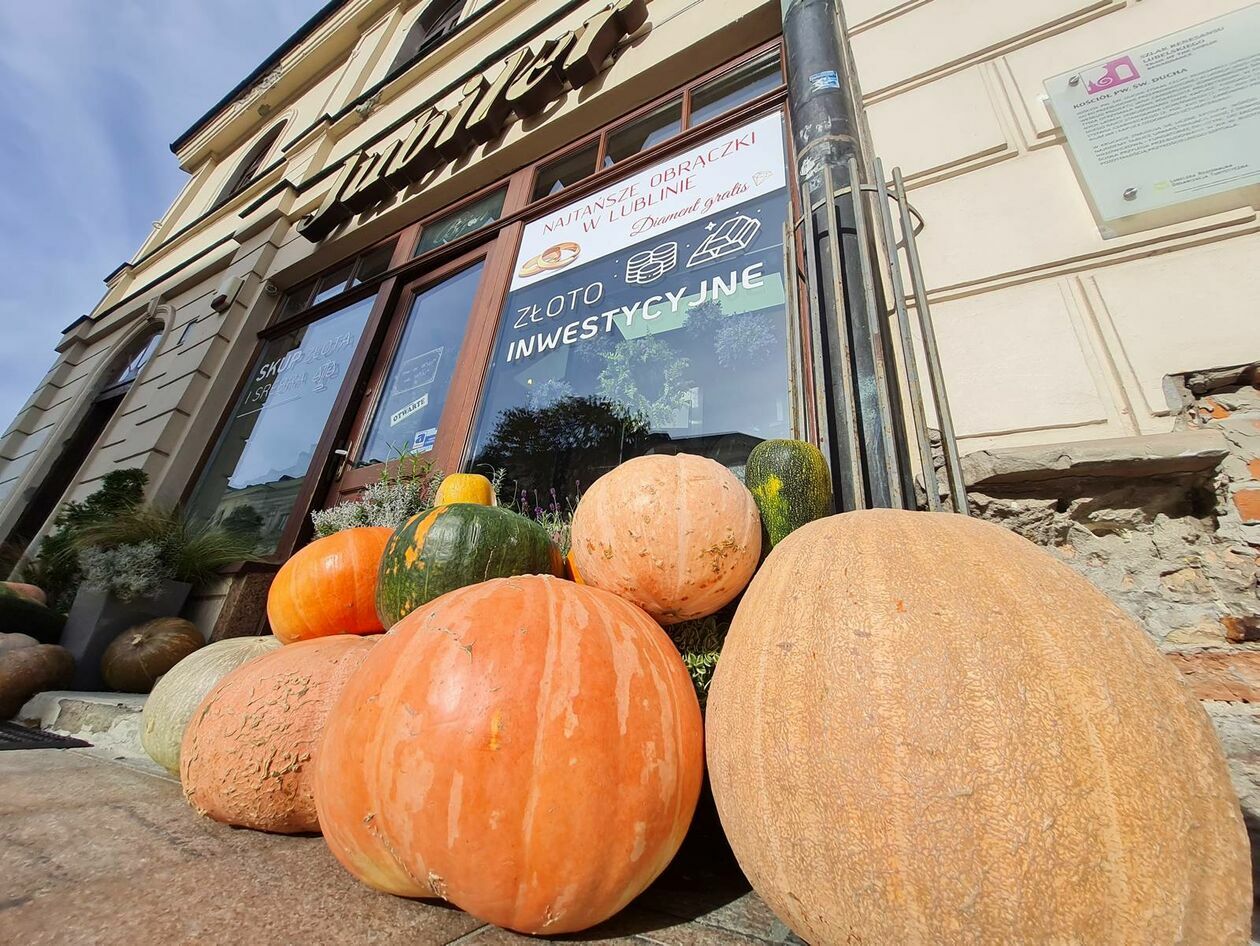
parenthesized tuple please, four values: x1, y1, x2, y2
(1082, 56, 1140, 94)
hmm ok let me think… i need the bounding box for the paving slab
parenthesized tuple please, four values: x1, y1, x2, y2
(0, 748, 790, 946)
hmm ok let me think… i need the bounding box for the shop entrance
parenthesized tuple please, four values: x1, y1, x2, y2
(321, 241, 510, 508)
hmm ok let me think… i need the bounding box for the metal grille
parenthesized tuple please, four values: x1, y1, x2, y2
(0, 722, 91, 751)
(783, 158, 969, 515)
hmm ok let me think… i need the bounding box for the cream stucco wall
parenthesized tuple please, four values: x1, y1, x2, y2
(850, 0, 1260, 452)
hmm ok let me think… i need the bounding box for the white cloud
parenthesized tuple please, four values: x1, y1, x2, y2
(0, 0, 327, 429)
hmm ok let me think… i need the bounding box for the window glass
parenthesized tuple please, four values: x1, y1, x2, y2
(689, 51, 783, 126)
(415, 188, 507, 257)
(101, 329, 162, 395)
(532, 143, 598, 201)
(310, 263, 355, 306)
(388, 0, 467, 78)
(471, 114, 793, 507)
(278, 281, 314, 319)
(603, 99, 682, 168)
(186, 295, 374, 555)
(352, 243, 395, 285)
(357, 261, 485, 465)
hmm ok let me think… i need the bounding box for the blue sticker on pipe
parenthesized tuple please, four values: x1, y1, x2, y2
(809, 70, 841, 91)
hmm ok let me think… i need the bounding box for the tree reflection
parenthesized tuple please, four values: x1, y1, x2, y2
(474, 395, 651, 500)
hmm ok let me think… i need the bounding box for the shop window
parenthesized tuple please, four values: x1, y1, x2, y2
(603, 99, 682, 168)
(688, 50, 783, 126)
(387, 0, 468, 79)
(471, 112, 794, 507)
(357, 261, 485, 465)
(186, 295, 375, 555)
(215, 121, 287, 206)
(414, 188, 507, 257)
(532, 142, 599, 201)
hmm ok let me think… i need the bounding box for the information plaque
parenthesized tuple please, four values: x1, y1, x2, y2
(1046, 5, 1260, 236)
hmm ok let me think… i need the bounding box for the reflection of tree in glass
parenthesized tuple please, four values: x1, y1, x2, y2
(475, 395, 650, 498)
(526, 378, 575, 411)
(597, 335, 692, 427)
(685, 299, 777, 369)
(221, 505, 264, 538)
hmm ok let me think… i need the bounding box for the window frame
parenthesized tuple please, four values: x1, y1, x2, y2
(214, 120, 289, 208)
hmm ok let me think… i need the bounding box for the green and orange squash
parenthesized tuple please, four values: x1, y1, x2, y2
(376, 503, 562, 627)
(744, 439, 832, 550)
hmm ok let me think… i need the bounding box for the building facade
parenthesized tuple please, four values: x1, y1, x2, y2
(2, 0, 1259, 794)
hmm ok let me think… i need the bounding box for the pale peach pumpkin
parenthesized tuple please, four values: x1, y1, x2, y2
(569, 453, 760, 624)
(181, 634, 376, 834)
(315, 575, 705, 934)
(707, 510, 1251, 945)
(267, 527, 391, 643)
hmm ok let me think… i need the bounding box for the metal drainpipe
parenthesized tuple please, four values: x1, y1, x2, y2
(782, 0, 914, 510)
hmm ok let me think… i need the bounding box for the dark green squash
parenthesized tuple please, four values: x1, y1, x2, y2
(376, 503, 564, 627)
(745, 439, 833, 550)
(0, 589, 67, 645)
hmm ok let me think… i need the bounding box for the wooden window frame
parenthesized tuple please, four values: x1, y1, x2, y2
(188, 37, 802, 566)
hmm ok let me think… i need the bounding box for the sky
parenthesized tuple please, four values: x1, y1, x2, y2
(0, 0, 328, 431)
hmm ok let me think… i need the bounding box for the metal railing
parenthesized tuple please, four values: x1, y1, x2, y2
(783, 158, 969, 515)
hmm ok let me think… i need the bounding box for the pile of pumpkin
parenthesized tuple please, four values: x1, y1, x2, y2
(141, 443, 1252, 944)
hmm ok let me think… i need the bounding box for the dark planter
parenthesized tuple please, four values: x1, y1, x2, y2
(60, 580, 193, 691)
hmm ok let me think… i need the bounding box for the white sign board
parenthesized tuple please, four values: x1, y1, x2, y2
(509, 111, 787, 291)
(1046, 5, 1260, 234)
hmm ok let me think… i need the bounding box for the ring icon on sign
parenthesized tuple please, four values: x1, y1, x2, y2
(518, 242, 581, 278)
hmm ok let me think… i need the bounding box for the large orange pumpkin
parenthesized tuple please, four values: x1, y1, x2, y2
(181, 634, 376, 834)
(267, 527, 391, 644)
(569, 454, 760, 624)
(315, 575, 704, 934)
(706, 510, 1251, 945)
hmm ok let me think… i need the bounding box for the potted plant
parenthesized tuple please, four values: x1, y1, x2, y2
(59, 506, 259, 690)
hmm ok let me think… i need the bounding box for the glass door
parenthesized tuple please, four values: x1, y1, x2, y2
(324, 244, 500, 506)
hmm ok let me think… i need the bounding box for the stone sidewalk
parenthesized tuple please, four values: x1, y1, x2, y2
(0, 748, 798, 946)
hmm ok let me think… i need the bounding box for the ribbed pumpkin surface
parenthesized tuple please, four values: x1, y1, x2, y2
(570, 454, 760, 624)
(376, 504, 562, 628)
(181, 634, 375, 833)
(267, 527, 392, 644)
(101, 618, 204, 693)
(706, 510, 1251, 945)
(317, 575, 704, 934)
(141, 635, 281, 775)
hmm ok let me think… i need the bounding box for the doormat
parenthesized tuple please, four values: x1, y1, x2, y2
(0, 722, 91, 751)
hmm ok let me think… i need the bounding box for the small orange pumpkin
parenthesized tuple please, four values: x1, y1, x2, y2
(570, 454, 761, 624)
(267, 527, 391, 644)
(316, 575, 704, 933)
(181, 634, 376, 834)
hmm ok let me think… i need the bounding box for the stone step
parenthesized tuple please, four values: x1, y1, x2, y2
(18, 691, 150, 762)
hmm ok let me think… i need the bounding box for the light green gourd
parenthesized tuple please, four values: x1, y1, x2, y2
(140, 635, 281, 774)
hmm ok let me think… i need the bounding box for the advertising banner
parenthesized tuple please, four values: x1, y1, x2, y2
(469, 111, 793, 499)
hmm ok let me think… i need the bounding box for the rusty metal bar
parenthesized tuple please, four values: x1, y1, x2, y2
(845, 155, 902, 508)
(820, 165, 865, 509)
(893, 167, 968, 515)
(873, 159, 940, 511)
(782, 219, 806, 440)
(799, 182, 833, 488)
